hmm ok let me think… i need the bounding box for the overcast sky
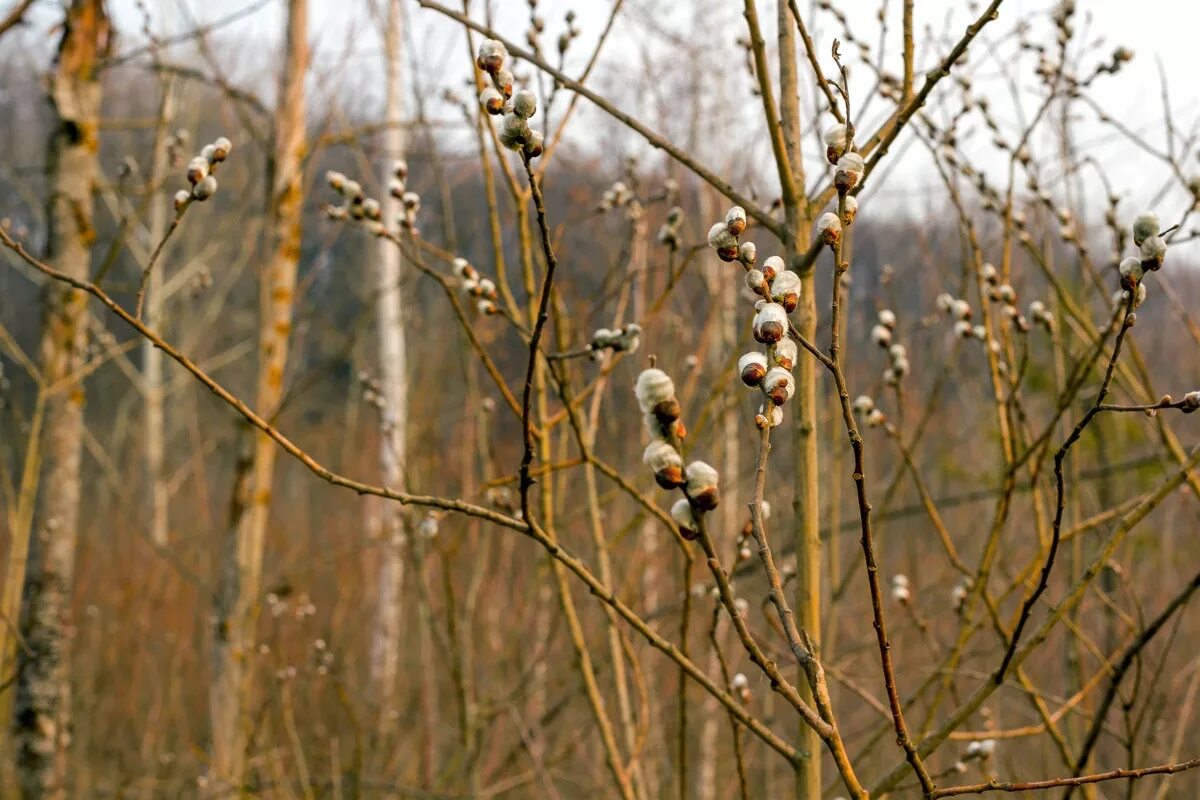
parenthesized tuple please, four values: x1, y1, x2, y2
(10, 0, 1200, 238)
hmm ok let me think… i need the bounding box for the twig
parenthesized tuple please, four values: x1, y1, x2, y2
(414, 0, 782, 238)
(995, 296, 1136, 682)
(931, 758, 1200, 797)
(516, 154, 559, 524)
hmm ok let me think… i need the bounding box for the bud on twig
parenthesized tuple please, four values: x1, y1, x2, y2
(635, 368, 681, 425)
(752, 302, 788, 344)
(739, 351, 769, 387)
(685, 461, 720, 511)
(644, 439, 685, 488)
(770, 270, 802, 312)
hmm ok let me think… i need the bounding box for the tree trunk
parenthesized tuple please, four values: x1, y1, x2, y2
(144, 83, 175, 548)
(368, 0, 409, 738)
(209, 0, 307, 790)
(11, 2, 110, 797)
(775, 4, 820, 797)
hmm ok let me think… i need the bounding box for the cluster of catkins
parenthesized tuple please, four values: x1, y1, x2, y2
(597, 180, 634, 212)
(1115, 210, 1167, 309)
(589, 324, 641, 358)
(978, 263, 1035, 333)
(476, 39, 544, 158)
(869, 309, 910, 386)
(636, 367, 720, 540)
(358, 371, 386, 413)
(657, 206, 684, 249)
(812, 126, 863, 245)
(704, 206, 801, 428)
(935, 293, 986, 341)
(556, 9, 581, 55)
(174, 136, 231, 210)
(452, 257, 500, 316)
(387, 160, 421, 232)
(963, 738, 997, 762)
(822, 124, 865, 201)
(324, 168, 419, 238)
(852, 394, 886, 429)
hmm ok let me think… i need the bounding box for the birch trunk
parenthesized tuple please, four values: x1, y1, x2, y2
(12, 2, 109, 797)
(209, 0, 307, 789)
(368, 0, 409, 736)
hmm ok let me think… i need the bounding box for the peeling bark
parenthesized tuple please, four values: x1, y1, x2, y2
(208, 0, 307, 790)
(368, 0, 409, 736)
(12, 2, 110, 798)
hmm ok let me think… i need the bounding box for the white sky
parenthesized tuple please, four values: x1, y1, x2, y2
(10, 0, 1200, 236)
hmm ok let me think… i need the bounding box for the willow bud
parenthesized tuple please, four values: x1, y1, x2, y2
(824, 124, 849, 164)
(871, 324, 892, 348)
(477, 39, 508, 73)
(480, 87, 504, 114)
(761, 255, 784, 282)
(816, 212, 841, 246)
(774, 338, 798, 371)
(707, 222, 738, 262)
(211, 136, 232, 162)
(755, 403, 783, 429)
(835, 152, 865, 192)
(671, 498, 699, 540)
(762, 367, 795, 406)
(752, 302, 788, 344)
(524, 130, 545, 159)
(685, 461, 720, 511)
(635, 368, 681, 424)
(1131, 211, 1159, 247)
(770, 270, 802, 312)
(842, 195, 858, 225)
(739, 351, 769, 386)
(725, 206, 748, 237)
(512, 89, 538, 119)
(1118, 256, 1143, 289)
(731, 672, 751, 702)
(1139, 235, 1166, 270)
(173, 190, 190, 212)
(644, 439, 685, 489)
(187, 157, 208, 185)
(499, 113, 531, 150)
(745, 269, 767, 295)
(878, 309, 897, 329)
(852, 395, 875, 415)
(738, 241, 757, 265)
(192, 175, 218, 201)
(342, 179, 365, 202)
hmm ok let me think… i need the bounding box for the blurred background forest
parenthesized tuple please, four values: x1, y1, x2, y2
(1, 0, 1200, 798)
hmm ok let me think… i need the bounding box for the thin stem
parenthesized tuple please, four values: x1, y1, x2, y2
(825, 191, 934, 796)
(517, 153, 559, 524)
(996, 296, 1135, 683)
